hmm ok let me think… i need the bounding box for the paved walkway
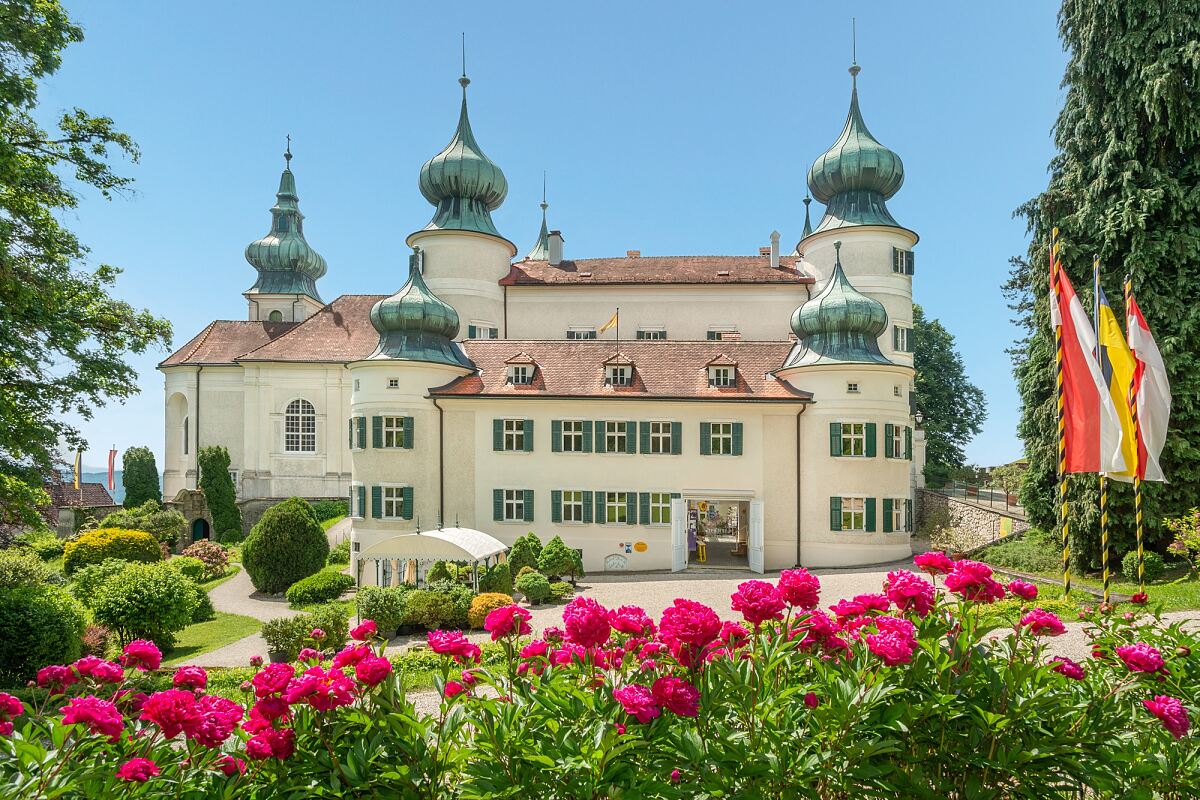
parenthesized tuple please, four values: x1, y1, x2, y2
(202, 565, 302, 668)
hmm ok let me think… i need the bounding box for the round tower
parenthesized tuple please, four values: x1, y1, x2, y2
(406, 72, 516, 340)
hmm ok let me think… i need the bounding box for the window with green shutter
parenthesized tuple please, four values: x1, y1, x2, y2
(884, 423, 895, 458)
(905, 499, 913, 532)
(371, 416, 381, 448)
(551, 489, 562, 523)
(493, 489, 503, 521)
(552, 420, 562, 453)
(625, 421, 637, 454)
(892, 247, 915, 275)
(865, 423, 877, 457)
(905, 426, 913, 460)
(492, 419, 503, 451)
(829, 497, 842, 530)
(594, 491, 606, 524)
(700, 422, 712, 455)
(523, 420, 534, 452)
(347, 418, 353, 449)
(883, 498, 894, 533)
(371, 486, 382, 519)
(353, 416, 366, 449)
(582, 420, 593, 452)
(638, 492, 650, 524)
(583, 491, 594, 523)
(671, 421, 682, 454)
(402, 486, 414, 520)
(625, 492, 637, 525)
(731, 422, 744, 456)
(865, 497, 877, 532)
(523, 489, 534, 522)
(829, 422, 843, 456)
(639, 422, 651, 453)
(594, 420, 607, 453)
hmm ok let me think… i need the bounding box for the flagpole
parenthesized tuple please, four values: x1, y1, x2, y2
(615, 306, 620, 356)
(1124, 275, 1146, 593)
(1051, 228, 1071, 597)
(1093, 255, 1111, 605)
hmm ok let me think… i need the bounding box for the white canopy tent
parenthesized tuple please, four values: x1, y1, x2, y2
(356, 527, 509, 590)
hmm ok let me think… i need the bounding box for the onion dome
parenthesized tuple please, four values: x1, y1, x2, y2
(418, 74, 509, 238)
(783, 241, 892, 368)
(805, 64, 905, 234)
(368, 248, 473, 368)
(244, 144, 327, 301)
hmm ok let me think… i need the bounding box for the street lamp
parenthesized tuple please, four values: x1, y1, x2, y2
(914, 411, 924, 426)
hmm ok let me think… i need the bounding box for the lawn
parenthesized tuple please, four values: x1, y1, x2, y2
(321, 514, 346, 532)
(197, 565, 241, 593)
(163, 612, 261, 666)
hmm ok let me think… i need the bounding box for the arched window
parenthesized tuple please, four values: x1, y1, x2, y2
(284, 399, 316, 452)
(268, 310, 284, 322)
(182, 417, 189, 455)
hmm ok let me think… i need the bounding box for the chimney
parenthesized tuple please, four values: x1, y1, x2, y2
(626, 249, 641, 258)
(548, 230, 564, 266)
(769, 230, 780, 270)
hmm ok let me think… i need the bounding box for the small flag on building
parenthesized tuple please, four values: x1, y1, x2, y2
(108, 447, 118, 491)
(599, 309, 619, 334)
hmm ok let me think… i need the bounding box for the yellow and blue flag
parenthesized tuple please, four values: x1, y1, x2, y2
(1096, 286, 1138, 481)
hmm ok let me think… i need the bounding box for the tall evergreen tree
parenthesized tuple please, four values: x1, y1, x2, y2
(912, 305, 987, 486)
(1008, 1, 1199, 567)
(197, 446, 241, 537)
(121, 446, 161, 508)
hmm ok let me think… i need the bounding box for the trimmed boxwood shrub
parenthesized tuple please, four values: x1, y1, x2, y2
(262, 604, 351, 662)
(68, 558, 131, 607)
(0, 548, 52, 589)
(538, 535, 582, 582)
(327, 538, 351, 566)
(479, 562, 513, 595)
(0, 584, 87, 686)
(181, 540, 230, 580)
(515, 571, 551, 605)
(426, 561, 453, 583)
(507, 533, 542, 575)
(91, 562, 201, 649)
(98, 501, 185, 548)
(242, 497, 329, 594)
(548, 580, 575, 603)
(286, 570, 354, 607)
(167, 556, 206, 582)
(356, 585, 408, 635)
(468, 592, 514, 629)
(404, 581, 474, 630)
(1122, 549, 1166, 582)
(63, 527, 162, 575)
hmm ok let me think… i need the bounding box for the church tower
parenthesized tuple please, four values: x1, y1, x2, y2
(407, 71, 516, 340)
(243, 144, 328, 323)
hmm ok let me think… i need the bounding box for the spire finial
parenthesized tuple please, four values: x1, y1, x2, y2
(849, 18, 861, 82)
(833, 240, 843, 264)
(284, 134, 292, 167)
(541, 170, 548, 211)
(459, 32, 470, 90)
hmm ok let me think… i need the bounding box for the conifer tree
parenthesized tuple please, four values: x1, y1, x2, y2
(197, 446, 241, 537)
(1007, 1, 1200, 567)
(121, 447, 161, 508)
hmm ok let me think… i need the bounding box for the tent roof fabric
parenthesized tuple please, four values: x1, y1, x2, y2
(358, 527, 508, 562)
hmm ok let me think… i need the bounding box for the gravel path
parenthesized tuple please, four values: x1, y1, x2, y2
(208, 564, 300, 623)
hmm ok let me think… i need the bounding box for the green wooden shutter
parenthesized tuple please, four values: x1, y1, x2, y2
(594, 491, 606, 524)
(582, 420, 594, 452)
(892, 247, 900, 273)
(583, 491, 593, 523)
(635, 330, 645, 340)
(625, 421, 637, 454)
(905, 499, 913, 532)
(523, 420, 534, 452)
(829, 422, 842, 456)
(732, 422, 744, 456)
(403, 416, 414, 449)
(893, 327, 901, 351)
(908, 251, 916, 276)
(357, 485, 366, 518)
(671, 421, 682, 454)
(523, 489, 534, 522)
(348, 418, 354, 449)
(493, 419, 503, 451)
(883, 498, 894, 533)
(865, 423, 877, 458)
(552, 420, 562, 453)
(551, 490, 562, 523)
(830, 497, 842, 531)
(905, 426, 913, 460)
(865, 497, 877, 532)
(639, 492, 650, 524)
(492, 489, 503, 521)
(639, 421, 650, 453)
(625, 492, 636, 525)
(700, 422, 711, 455)
(370, 416, 381, 448)
(468, 324, 477, 338)
(371, 486, 382, 519)
(594, 421, 607, 453)
(884, 423, 894, 458)
(402, 486, 414, 520)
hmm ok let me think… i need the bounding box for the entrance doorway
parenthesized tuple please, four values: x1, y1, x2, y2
(670, 497, 764, 573)
(191, 518, 210, 542)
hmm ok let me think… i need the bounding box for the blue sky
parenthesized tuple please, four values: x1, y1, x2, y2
(45, 1, 1065, 469)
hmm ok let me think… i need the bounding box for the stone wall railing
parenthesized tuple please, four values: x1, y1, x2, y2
(916, 489, 1031, 554)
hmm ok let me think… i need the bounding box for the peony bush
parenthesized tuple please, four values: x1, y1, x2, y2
(1, 555, 1197, 798)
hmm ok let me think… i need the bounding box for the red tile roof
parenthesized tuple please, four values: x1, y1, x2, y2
(501, 255, 813, 286)
(431, 341, 811, 402)
(235, 295, 386, 363)
(44, 482, 115, 508)
(160, 320, 297, 366)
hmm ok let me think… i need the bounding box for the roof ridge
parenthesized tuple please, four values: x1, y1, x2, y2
(179, 321, 218, 363)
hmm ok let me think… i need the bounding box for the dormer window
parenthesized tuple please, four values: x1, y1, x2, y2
(606, 365, 631, 386)
(708, 366, 735, 387)
(567, 328, 597, 340)
(508, 365, 533, 385)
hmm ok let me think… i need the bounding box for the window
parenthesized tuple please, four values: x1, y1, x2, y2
(847, 382, 860, 393)
(841, 422, 866, 457)
(350, 484, 365, 518)
(387, 378, 400, 389)
(889, 498, 906, 533)
(268, 310, 284, 322)
(567, 328, 597, 340)
(707, 329, 734, 341)
(350, 416, 366, 450)
(709, 367, 734, 387)
(710, 422, 734, 455)
(892, 247, 915, 275)
(648, 421, 672, 454)
(276, 217, 289, 234)
(504, 419, 526, 451)
(382, 416, 407, 448)
(228, 470, 238, 493)
(649, 492, 672, 525)
(382, 486, 407, 519)
(562, 490, 585, 523)
(508, 365, 533, 385)
(889, 424, 904, 459)
(637, 329, 666, 340)
(606, 365, 631, 386)
(893, 325, 912, 353)
(284, 399, 316, 452)
(841, 497, 866, 531)
(354, 379, 360, 392)
(467, 324, 498, 339)
(604, 421, 627, 453)
(894, 385, 902, 397)
(605, 492, 629, 524)
(182, 417, 189, 456)
(562, 420, 585, 452)
(503, 489, 526, 522)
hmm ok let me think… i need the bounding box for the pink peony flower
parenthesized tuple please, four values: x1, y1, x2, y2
(884, 570, 936, 617)
(245, 727, 295, 760)
(121, 640, 162, 672)
(285, 666, 356, 711)
(0, 693, 23, 736)
(186, 695, 244, 748)
(865, 619, 917, 667)
(520, 639, 550, 659)
(309, 628, 326, 641)
(72, 655, 124, 684)
(332, 644, 372, 670)
(249, 655, 264, 668)
(609, 605, 655, 636)
(670, 769, 681, 784)
(297, 647, 323, 663)
(719, 621, 750, 649)
(613, 684, 660, 724)
(351, 620, 378, 641)
(731, 580, 786, 626)
(1143, 695, 1190, 739)
(651, 676, 700, 717)
(355, 656, 392, 687)
(804, 691, 819, 708)
(945, 561, 1006, 603)
(1131, 591, 1149, 605)
(252, 663, 295, 698)
(427, 630, 482, 664)
(173, 666, 208, 691)
(484, 605, 532, 640)
(1116, 643, 1166, 674)
(563, 596, 612, 648)
(140, 689, 202, 738)
(1007, 580, 1039, 601)
(659, 598, 722, 650)
(461, 669, 477, 685)
(1020, 608, 1066, 637)
(36, 665, 77, 693)
(443, 680, 465, 699)
(543, 626, 565, 642)
(61, 696, 124, 742)
(216, 755, 247, 776)
(777, 568, 821, 609)
(116, 757, 159, 782)
(913, 551, 954, 576)
(1050, 656, 1086, 680)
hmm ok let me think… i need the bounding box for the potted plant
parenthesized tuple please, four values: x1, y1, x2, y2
(261, 616, 300, 663)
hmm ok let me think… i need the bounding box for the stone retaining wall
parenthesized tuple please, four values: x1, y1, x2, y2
(236, 497, 347, 535)
(916, 489, 1030, 553)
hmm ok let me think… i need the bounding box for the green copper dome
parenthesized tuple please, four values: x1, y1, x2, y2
(418, 76, 508, 238)
(369, 248, 473, 368)
(245, 147, 327, 300)
(784, 241, 892, 368)
(806, 65, 905, 234)
(524, 196, 550, 261)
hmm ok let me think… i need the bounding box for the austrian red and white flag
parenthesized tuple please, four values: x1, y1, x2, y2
(1126, 291, 1170, 481)
(1050, 263, 1126, 474)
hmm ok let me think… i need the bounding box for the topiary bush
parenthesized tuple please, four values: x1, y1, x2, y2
(286, 570, 355, 607)
(68, 558, 131, 607)
(0, 548, 52, 589)
(468, 592, 514, 629)
(91, 562, 201, 649)
(63, 527, 162, 575)
(515, 571, 551, 605)
(327, 538, 351, 566)
(191, 590, 216, 623)
(167, 556, 206, 582)
(404, 581, 474, 630)
(538, 535, 577, 581)
(507, 533, 542, 575)
(304, 602, 350, 651)
(426, 560, 453, 584)
(181, 540, 230, 580)
(548, 581, 575, 603)
(98, 501, 185, 549)
(0, 584, 87, 686)
(241, 497, 329, 594)
(1122, 549, 1166, 582)
(356, 585, 409, 636)
(479, 562, 513, 595)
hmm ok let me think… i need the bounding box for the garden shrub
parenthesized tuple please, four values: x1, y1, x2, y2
(218, 529, 244, 545)
(91, 562, 201, 649)
(167, 556, 206, 582)
(198, 446, 242, 537)
(507, 532, 542, 575)
(327, 538, 351, 565)
(404, 581, 473, 630)
(1122, 549, 1166, 582)
(978, 527, 1061, 574)
(286, 570, 354, 607)
(538, 535, 583, 582)
(68, 558, 131, 607)
(241, 497, 329, 594)
(63, 527, 162, 575)
(357, 585, 409, 635)
(0, 548, 52, 589)
(191, 590, 216, 623)
(261, 616, 305, 660)
(515, 571, 551, 605)
(14, 530, 63, 561)
(515, 565, 537, 581)
(479, 562, 513, 595)
(0, 584, 86, 686)
(80, 624, 111, 658)
(548, 580, 575, 603)
(426, 560, 453, 584)
(98, 501, 185, 548)
(468, 592, 514, 629)
(181, 539, 230, 580)
(1166, 507, 1200, 572)
(121, 446, 161, 508)
(310, 499, 348, 523)
(304, 602, 350, 651)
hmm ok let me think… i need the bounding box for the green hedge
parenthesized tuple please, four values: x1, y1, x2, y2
(68, 558, 131, 607)
(515, 571, 551, 605)
(404, 581, 473, 630)
(63, 528, 162, 575)
(0, 549, 52, 589)
(242, 498, 329, 594)
(0, 585, 87, 687)
(286, 570, 354, 607)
